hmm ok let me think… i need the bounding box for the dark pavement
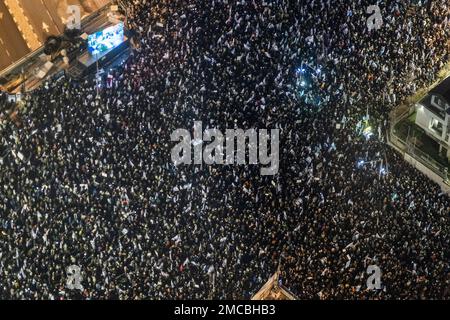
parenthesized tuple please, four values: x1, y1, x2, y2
(0, 1, 30, 72)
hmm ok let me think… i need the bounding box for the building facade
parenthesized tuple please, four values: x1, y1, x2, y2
(415, 76, 450, 158)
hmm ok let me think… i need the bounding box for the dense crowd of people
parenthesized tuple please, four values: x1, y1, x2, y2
(0, 0, 449, 299)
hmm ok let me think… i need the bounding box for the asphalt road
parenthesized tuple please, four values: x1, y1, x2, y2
(0, 1, 30, 72)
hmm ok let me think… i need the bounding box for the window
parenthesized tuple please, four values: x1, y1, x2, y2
(430, 118, 443, 137)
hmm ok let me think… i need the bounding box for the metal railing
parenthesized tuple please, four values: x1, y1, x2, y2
(390, 125, 450, 184)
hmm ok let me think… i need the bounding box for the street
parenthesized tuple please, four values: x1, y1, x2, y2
(0, 0, 110, 73)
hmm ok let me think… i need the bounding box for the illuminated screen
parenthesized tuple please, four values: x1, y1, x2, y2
(88, 23, 124, 54)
